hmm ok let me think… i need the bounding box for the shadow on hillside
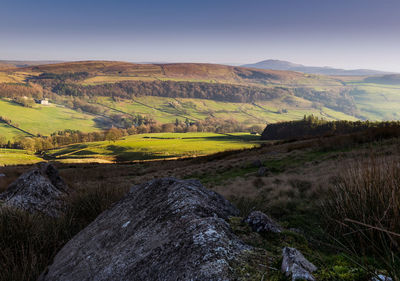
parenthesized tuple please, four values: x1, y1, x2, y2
(93, 117, 114, 130)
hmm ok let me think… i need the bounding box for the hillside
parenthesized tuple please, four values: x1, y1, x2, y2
(1, 60, 400, 141)
(243, 59, 393, 76)
(14, 60, 345, 87)
(0, 98, 108, 139)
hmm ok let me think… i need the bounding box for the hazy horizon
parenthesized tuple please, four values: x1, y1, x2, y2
(2, 0, 400, 72)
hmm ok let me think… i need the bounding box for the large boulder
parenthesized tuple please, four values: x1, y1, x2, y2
(244, 211, 282, 233)
(0, 163, 70, 217)
(281, 247, 317, 281)
(39, 178, 249, 281)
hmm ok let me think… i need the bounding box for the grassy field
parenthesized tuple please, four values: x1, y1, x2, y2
(0, 99, 105, 139)
(46, 132, 263, 163)
(0, 123, 28, 140)
(0, 148, 42, 166)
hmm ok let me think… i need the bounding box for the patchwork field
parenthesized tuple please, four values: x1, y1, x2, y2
(45, 132, 263, 163)
(97, 96, 357, 126)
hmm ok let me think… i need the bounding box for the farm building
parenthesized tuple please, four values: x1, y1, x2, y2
(35, 99, 50, 105)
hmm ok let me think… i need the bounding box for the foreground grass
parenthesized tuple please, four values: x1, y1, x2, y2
(1, 132, 399, 280)
(46, 132, 263, 162)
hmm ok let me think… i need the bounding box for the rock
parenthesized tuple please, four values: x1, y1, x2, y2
(0, 173, 5, 177)
(257, 166, 269, 176)
(281, 247, 317, 281)
(251, 159, 263, 168)
(0, 163, 70, 217)
(244, 211, 281, 233)
(371, 275, 393, 281)
(39, 178, 250, 281)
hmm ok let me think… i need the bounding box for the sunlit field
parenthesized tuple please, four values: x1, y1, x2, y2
(45, 132, 263, 163)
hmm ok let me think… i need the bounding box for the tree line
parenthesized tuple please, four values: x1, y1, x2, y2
(261, 115, 400, 140)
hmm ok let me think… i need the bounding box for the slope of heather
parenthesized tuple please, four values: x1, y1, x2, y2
(18, 61, 343, 87)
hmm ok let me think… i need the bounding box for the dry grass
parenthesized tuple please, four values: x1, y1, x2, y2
(321, 156, 400, 279)
(1, 133, 399, 280)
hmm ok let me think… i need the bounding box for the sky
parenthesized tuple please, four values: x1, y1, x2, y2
(1, 0, 400, 72)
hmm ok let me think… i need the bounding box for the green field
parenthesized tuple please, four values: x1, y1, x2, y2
(0, 123, 26, 140)
(0, 148, 42, 166)
(46, 132, 263, 163)
(0, 99, 105, 139)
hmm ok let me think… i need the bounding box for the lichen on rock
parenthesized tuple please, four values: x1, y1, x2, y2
(0, 163, 70, 217)
(39, 177, 251, 281)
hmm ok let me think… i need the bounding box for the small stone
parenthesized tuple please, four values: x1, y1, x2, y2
(251, 159, 263, 168)
(281, 247, 317, 281)
(244, 211, 281, 233)
(257, 166, 269, 176)
(0, 173, 5, 177)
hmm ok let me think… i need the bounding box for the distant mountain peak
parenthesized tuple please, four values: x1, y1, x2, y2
(249, 59, 304, 69)
(242, 59, 394, 76)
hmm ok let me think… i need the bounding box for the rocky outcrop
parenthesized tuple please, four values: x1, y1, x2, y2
(244, 211, 281, 233)
(39, 178, 250, 281)
(281, 247, 317, 281)
(0, 163, 69, 217)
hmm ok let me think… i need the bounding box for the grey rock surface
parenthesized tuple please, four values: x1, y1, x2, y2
(0, 163, 69, 217)
(39, 178, 249, 281)
(371, 275, 393, 281)
(244, 211, 281, 233)
(281, 247, 317, 281)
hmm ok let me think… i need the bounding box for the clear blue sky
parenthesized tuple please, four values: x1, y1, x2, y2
(1, 0, 399, 71)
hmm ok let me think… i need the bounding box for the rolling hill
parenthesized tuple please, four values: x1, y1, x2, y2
(242, 59, 394, 76)
(0, 60, 63, 70)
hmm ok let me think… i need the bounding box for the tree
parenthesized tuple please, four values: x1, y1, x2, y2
(185, 118, 190, 128)
(162, 123, 175, 133)
(105, 127, 123, 142)
(0, 135, 6, 147)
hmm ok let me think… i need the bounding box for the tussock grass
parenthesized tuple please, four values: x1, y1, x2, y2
(0, 183, 128, 281)
(322, 157, 400, 279)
